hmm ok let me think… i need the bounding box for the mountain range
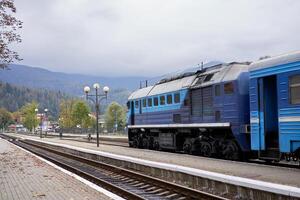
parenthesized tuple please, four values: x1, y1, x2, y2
(0, 62, 222, 109)
(0, 64, 148, 95)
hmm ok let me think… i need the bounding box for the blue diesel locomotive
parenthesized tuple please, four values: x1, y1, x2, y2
(127, 51, 300, 161)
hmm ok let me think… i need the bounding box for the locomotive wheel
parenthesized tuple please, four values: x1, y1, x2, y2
(183, 142, 192, 154)
(200, 141, 212, 157)
(142, 138, 149, 149)
(148, 137, 154, 149)
(153, 141, 160, 150)
(131, 137, 138, 148)
(222, 139, 240, 160)
(136, 135, 143, 148)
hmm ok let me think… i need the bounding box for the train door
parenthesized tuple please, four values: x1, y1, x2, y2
(258, 75, 279, 159)
(130, 101, 135, 125)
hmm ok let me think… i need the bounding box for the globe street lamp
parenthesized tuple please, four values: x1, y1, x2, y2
(84, 83, 109, 147)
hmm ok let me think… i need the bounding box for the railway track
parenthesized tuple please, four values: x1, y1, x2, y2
(2, 133, 299, 169)
(1, 135, 227, 200)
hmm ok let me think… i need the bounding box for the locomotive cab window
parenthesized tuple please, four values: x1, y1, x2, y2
(174, 93, 180, 103)
(160, 95, 165, 105)
(148, 98, 153, 107)
(290, 75, 300, 104)
(154, 97, 158, 106)
(142, 99, 147, 107)
(215, 85, 220, 96)
(224, 82, 234, 94)
(135, 101, 139, 108)
(167, 94, 173, 104)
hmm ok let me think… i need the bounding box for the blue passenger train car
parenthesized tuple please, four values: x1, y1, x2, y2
(127, 62, 251, 160)
(249, 52, 300, 161)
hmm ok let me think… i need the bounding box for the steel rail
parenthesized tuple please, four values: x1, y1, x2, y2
(3, 136, 227, 200)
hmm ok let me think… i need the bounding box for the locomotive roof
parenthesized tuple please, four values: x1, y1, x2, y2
(128, 86, 153, 100)
(191, 63, 249, 88)
(128, 62, 250, 100)
(148, 75, 197, 96)
(250, 50, 300, 71)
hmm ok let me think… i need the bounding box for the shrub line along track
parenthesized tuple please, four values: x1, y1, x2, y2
(0, 135, 227, 200)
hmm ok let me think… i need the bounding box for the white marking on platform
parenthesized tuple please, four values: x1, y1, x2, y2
(0, 138, 125, 200)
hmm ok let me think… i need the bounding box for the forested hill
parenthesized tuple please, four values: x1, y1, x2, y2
(0, 64, 147, 95)
(0, 81, 68, 118)
(0, 64, 148, 107)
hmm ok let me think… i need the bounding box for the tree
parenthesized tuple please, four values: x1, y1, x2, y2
(59, 99, 76, 128)
(0, 107, 12, 130)
(11, 111, 21, 123)
(59, 99, 92, 129)
(0, 0, 22, 69)
(71, 100, 91, 129)
(104, 102, 126, 132)
(0, 81, 69, 119)
(20, 101, 38, 132)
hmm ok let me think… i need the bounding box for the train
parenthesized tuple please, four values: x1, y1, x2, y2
(126, 51, 300, 162)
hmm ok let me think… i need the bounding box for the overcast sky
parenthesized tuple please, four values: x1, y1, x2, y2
(13, 0, 300, 76)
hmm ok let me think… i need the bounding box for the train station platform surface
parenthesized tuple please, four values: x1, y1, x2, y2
(0, 137, 119, 200)
(4, 133, 300, 190)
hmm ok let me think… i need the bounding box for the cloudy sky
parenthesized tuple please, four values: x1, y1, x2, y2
(13, 0, 300, 76)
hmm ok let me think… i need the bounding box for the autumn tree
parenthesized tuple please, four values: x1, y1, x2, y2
(0, 0, 22, 68)
(104, 102, 126, 132)
(0, 107, 12, 130)
(71, 100, 91, 129)
(11, 111, 21, 123)
(20, 101, 38, 132)
(59, 99, 92, 129)
(59, 99, 76, 128)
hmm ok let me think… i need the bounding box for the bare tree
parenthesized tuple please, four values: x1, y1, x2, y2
(0, 0, 22, 69)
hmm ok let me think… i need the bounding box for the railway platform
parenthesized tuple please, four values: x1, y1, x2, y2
(0, 137, 120, 200)
(3, 132, 300, 199)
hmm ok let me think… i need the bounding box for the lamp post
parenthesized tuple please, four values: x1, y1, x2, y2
(34, 108, 38, 134)
(84, 84, 109, 147)
(44, 108, 48, 136)
(35, 108, 48, 138)
(112, 109, 118, 133)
